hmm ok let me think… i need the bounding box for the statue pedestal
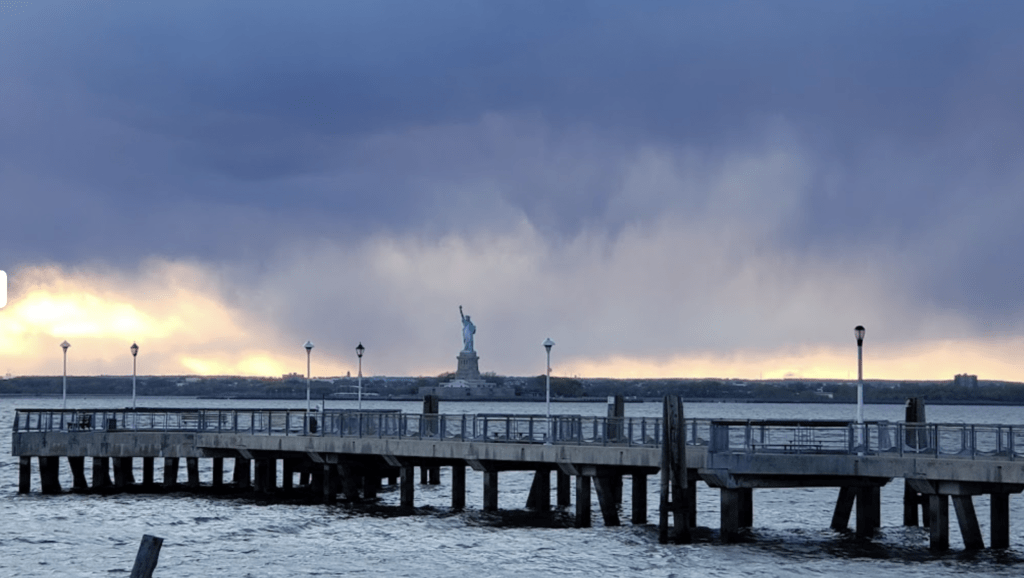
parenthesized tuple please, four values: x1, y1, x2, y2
(455, 351, 482, 382)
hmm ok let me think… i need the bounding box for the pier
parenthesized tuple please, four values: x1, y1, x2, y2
(11, 399, 1024, 552)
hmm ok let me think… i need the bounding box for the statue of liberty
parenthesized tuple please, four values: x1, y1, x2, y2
(459, 305, 476, 353)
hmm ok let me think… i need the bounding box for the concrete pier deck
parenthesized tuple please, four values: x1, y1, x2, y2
(12, 407, 1024, 551)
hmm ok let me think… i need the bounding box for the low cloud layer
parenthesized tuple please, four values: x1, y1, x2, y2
(1, 2, 1022, 380)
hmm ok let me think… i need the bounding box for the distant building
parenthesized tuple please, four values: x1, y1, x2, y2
(953, 374, 978, 388)
(282, 372, 303, 382)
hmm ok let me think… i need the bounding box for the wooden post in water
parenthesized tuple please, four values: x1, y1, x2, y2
(903, 397, 927, 526)
(658, 395, 689, 543)
(68, 456, 89, 491)
(129, 534, 163, 578)
(19, 456, 31, 494)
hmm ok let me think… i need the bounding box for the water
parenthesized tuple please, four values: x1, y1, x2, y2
(3, 397, 1024, 576)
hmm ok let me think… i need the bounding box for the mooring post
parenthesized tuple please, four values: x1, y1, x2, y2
(483, 470, 499, 512)
(607, 395, 625, 503)
(19, 456, 32, 494)
(631, 473, 647, 524)
(129, 534, 163, 578)
(951, 495, 984, 550)
(68, 456, 89, 491)
(142, 457, 155, 488)
(575, 474, 592, 528)
(212, 458, 224, 488)
(903, 397, 927, 526)
(929, 494, 950, 552)
(658, 395, 689, 543)
(92, 457, 112, 489)
(557, 471, 571, 507)
(452, 465, 466, 510)
(163, 458, 179, 488)
(991, 492, 1010, 549)
(400, 464, 415, 508)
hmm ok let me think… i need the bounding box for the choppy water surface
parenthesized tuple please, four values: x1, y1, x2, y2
(3, 397, 1024, 577)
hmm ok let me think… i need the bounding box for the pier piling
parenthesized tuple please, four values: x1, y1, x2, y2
(19, 456, 31, 494)
(575, 474, 591, 527)
(92, 457, 112, 489)
(483, 470, 499, 511)
(451, 465, 466, 510)
(142, 457, 155, 487)
(163, 457, 179, 488)
(68, 456, 88, 491)
(631, 474, 647, 524)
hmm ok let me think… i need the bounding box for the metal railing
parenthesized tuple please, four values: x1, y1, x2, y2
(707, 419, 1024, 460)
(12, 408, 691, 448)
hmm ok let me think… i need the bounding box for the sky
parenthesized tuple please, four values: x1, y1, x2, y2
(1, 1, 1022, 381)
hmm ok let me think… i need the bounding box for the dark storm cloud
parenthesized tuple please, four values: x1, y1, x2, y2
(2, 0, 1023, 325)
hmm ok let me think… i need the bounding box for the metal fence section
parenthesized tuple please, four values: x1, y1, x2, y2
(11, 408, 671, 447)
(707, 419, 1024, 460)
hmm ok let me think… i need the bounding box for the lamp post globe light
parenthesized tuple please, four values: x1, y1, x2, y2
(356, 342, 365, 411)
(543, 338, 554, 443)
(130, 342, 139, 410)
(61, 340, 70, 410)
(304, 341, 314, 414)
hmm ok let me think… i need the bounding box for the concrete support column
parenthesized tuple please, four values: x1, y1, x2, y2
(212, 458, 224, 488)
(830, 486, 856, 531)
(557, 471, 571, 507)
(526, 469, 551, 511)
(92, 457, 112, 489)
(400, 465, 415, 508)
(19, 456, 32, 494)
(186, 457, 200, 488)
(739, 488, 753, 528)
(310, 465, 324, 499)
(483, 471, 499, 512)
(856, 486, 880, 537)
(113, 457, 135, 488)
(340, 464, 361, 501)
(451, 465, 466, 510)
(631, 473, 647, 525)
(991, 492, 1010, 550)
(281, 459, 294, 490)
(254, 459, 271, 493)
(39, 456, 62, 494)
(233, 458, 251, 489)
(951, 495, 984, 550)
(593, 475, 621, 526)
(363, 467, 380, 500)
(903, 480, 922, 526)
(929, 494, 950, 552)
(575, 475, 592, 528)
(163, 457, 179, 488)
(68, 456, 89, 491)
(142, 457, 155, 487)
(323, 463, 337, 504)
(720, 488, 744, 542)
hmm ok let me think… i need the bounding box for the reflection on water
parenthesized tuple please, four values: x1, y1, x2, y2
(1, 397, 1023, 577)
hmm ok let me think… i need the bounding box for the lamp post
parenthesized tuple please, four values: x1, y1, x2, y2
(61, 340, 70, 410)
(356, 342, 364, 411)
(304, 341, 314, 414)
(543, 338, 554, 443)
(855, 325, 865, 424)
(130, 342, 139, 409)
